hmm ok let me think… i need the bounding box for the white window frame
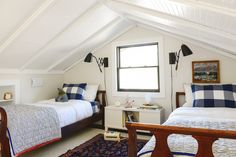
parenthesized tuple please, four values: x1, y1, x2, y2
(112, 37, 165, 98)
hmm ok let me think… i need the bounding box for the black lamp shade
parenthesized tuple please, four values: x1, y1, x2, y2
(84, 53, 93, 62)
(181, 44, 193, 56)
(169, 52, 176, 64)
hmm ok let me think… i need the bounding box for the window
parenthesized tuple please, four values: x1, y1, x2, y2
(116, 43, 159, 92)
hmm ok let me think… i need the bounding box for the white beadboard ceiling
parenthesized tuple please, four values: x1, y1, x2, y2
(0, 0, 235, 74)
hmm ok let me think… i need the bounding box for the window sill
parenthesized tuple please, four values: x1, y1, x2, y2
(112, 90, 165, 98)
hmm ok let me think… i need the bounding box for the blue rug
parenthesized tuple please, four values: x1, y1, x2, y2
(60, 134, 147, 157)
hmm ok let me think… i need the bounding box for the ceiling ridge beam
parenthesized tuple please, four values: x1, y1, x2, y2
(20, 2, 103, 71)
(64, 23, 135, 72)
(170, 0, 236, 18)
(128, 14, 236, 59)
(108, 0, 236, 40)
(139, 23, 236, 60)
(0, 0, 57, 55)
(47, 17, 122, 72)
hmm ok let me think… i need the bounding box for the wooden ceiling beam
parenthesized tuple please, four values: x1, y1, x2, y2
(47, 17, 122, 72)
(63, 22, 135, 72)
(107, 0, 236, 39)
(20, 2, 103, 71)
(128, 14, 236, 58)
(0, 0, 57, 55)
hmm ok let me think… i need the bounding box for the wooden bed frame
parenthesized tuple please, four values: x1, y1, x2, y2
(126, 92, 236, 157)
(0, 90, 106, 157)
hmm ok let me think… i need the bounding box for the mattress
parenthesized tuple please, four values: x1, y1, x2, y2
(27, 99, 94, 127)
(138, 107, 236, 157)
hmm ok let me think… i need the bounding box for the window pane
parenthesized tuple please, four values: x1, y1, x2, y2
(119, 68, 158, 90)
(119, 44, 158, 67)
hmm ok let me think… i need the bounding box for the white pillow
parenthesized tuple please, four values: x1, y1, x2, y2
(83, 85, 99, 101)
(183, 83, 193, 107)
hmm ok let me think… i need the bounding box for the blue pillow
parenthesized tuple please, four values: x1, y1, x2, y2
(62, 83, 87, 100)
(191, 84, 236, 108)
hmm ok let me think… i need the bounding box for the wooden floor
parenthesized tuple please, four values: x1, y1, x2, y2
(1, 128, 150, 157)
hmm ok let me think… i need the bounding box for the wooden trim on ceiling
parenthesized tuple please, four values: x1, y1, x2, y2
(63, 23, 135, 72)
(20, 2, 103, 71)
(0, 0, 57, 55)
(138, 23, 236, 60)
(47, 17, 123, 72)
(108, 0, 236, 40)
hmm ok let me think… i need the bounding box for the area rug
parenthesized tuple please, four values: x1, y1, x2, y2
(60, 134, 147, 157)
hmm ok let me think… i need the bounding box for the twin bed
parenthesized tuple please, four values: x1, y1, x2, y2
(0, 84, 106, 157)
(127, 84, 236, 157)
(1, 83, 236, 157)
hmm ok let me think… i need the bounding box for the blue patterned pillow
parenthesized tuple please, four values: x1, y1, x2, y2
(191, 84, 236, 108)
(62, 83, 87, 100)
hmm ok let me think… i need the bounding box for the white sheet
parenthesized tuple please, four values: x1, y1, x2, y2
(169, 106, 236, 121)
(139, 107, 236, 157)
(26, 99, 93, 127)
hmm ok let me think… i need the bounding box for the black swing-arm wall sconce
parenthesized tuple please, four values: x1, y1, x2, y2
(84, 53, 108, 72)
(169, 44, 193, 70)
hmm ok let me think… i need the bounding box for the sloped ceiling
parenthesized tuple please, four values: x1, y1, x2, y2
(0, 0, 235, 74)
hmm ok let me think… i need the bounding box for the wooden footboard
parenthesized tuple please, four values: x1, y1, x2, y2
(126, 122, 236, 157)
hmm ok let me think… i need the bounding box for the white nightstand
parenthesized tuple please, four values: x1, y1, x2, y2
(105, 105, 164, 132)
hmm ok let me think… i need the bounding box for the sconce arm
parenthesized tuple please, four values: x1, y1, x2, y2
(92, 55, 102, 73)
(175, 49, 182, 70)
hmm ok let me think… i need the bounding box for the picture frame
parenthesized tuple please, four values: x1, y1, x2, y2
(192, 60, 220, 83)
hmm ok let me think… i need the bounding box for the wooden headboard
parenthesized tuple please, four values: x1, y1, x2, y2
(176, 92, 185, 108)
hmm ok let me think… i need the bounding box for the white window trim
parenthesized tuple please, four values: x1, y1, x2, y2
(111, 37, 165, 98)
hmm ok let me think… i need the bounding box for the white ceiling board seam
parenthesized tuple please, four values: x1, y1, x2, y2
(0, 0, 57, 55)
(63, 24, 135, 72)
(20, 2, 103, 71)
(129, 15, 236, 59)
(0, 69, 64, 74)
(108, 0, 236, 39)
(47, 17, 122, 72)
(170, 0, 236, 18)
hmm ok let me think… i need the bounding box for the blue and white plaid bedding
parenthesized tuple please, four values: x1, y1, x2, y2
(63, 83, 87, 100)
(90, 101, 100, 113)
(191, 84, 236, 108)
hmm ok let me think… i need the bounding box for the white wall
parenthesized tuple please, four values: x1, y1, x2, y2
(0, 73, 63, 103)
(64, 27, 236, 119)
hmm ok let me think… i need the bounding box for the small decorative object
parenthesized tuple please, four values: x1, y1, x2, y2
(124, 95, 134, 108)
(192, 60, 220, 83)
(144, 94, 152, 106)
(115, 101, 121, 106)
(55, 88, 68, 102)
(4, 92, 12, 100)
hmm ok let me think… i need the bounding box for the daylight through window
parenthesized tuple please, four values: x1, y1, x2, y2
(116, 42, 159, 92)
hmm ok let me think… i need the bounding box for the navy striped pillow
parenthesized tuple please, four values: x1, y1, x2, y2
(62, 83, 87, 100)
(191, 84, 236, 108)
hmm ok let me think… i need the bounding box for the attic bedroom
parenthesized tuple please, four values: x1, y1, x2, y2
(0, 0, 236, 157)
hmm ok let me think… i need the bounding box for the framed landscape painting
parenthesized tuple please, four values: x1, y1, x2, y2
(192, 60, 220, 83)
